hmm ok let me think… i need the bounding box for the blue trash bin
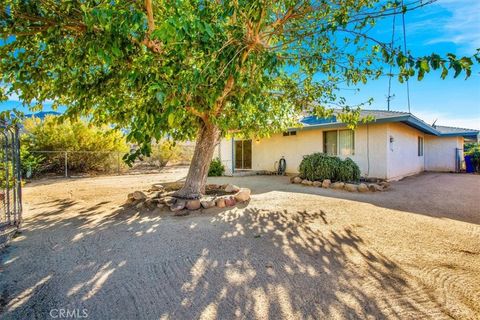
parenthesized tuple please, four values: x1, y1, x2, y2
(465, 155, 474, 173)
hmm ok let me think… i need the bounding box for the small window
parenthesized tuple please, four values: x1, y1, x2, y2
(283, 131, 297, 137)
(323, 130, 354, 156)
(418, 136, 424, 156)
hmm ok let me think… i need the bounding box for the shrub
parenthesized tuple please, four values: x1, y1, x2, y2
(208, 158, 225, 176)
(21, 116, 129, 174)
(465, 144, 480, 172)
(337, 157, 361, 182)
(145, 141, 194, 167)
(299, 153, 360, 182)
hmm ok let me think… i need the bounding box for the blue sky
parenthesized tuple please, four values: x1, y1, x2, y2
(1, 0, 479, 128)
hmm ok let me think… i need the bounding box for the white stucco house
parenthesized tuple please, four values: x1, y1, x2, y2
(216, 109, 479, 181)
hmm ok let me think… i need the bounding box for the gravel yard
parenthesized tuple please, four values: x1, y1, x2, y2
(1, 167, 479, 319)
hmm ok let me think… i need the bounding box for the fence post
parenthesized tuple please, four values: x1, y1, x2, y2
(64, 151, 68, 178)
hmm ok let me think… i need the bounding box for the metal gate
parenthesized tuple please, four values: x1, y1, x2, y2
(0, 121, 22, 229)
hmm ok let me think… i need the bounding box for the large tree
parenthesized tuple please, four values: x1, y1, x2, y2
(1, 0, 477, 198)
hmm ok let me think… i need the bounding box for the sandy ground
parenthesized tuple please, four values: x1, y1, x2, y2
(1, 167, 479, 319)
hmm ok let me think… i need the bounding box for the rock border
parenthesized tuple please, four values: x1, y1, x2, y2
(290, 176, 390, 192)
(126, 183, 251, 215)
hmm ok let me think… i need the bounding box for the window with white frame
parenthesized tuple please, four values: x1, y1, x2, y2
(418, 136, 424, 156)
(323, 130, 355, 156)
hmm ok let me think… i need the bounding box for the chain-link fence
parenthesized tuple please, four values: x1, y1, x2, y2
(26, 145, 196, 179)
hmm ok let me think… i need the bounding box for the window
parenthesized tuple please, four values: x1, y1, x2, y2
(418, 136, 424, 156)
(283, 131, 297, 136)
(323, 130, 354, 156)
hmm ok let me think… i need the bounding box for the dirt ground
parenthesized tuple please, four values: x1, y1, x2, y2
(1, 167, 479, 319)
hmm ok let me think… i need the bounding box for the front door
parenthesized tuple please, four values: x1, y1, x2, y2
(235, 140, 252, 169)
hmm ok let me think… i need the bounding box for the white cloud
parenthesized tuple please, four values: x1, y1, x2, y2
(425, 0, 480, 53)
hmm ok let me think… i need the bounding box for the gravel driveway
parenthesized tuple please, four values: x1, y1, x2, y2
(1, 168, 479, 319)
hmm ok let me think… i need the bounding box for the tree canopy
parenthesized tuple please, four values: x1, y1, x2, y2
(1, 0, 478, 197)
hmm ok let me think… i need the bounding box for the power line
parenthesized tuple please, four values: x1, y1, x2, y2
(401, 0, 411, 113)
(387, 5, 397, 111)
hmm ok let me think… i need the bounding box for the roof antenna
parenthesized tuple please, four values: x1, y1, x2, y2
(401, 0, 411, 113)
(387, 4, 396, 111)
(432, 119, 437, 128)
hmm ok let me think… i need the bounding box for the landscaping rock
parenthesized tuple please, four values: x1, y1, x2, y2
(292, 176, 303, 184)
(224, 184, 240, 193)
(135, 201, 145, 209)
(234, 188, 251, 202)
(186, 199, 201, 210)
(331, 182, 345, 190)
(157, 203, 166, 209)
(162, 196, 176, 206)
(301, 179, 313, 186)
(150, 184, 165, 192)
(225, 196, 236, 206)
(216, 198, 226, 208)
(312, 181, 322, 187)
(379, 181, 390, 188)
(201, 200, 216, 209)
(373, 184, 384, 191)
(144, 199, 157, 209)
(345, 183, 358, 192)
(132, 191, 147, 200)
(358, 183, 369, 192)
(322, 179, 331, 188)
(170, 200, 186, 212)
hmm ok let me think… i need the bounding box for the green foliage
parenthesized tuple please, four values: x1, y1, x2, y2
(145, 140, 193, 167)
(208, 158, 225, 177)
(22, 116, 128, 174)
(465, 144, 480, 172)
(337, 157, 361, 182)
(1, 0, 478, 166)
(299, 153, 360, 182)
(20, 144, 44, 178)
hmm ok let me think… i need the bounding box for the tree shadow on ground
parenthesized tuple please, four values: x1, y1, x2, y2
(0, 199, 449, 319)
(208, 172, 480, 225)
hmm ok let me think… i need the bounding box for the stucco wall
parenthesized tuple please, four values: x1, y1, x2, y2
(215, 138, 234, 175)
(386, 123, 425, 180)
(425, 135, 463, 172)
(218, 123, 390, 179)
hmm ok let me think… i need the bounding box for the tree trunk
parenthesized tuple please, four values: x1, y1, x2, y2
(173, 121, 220, 199)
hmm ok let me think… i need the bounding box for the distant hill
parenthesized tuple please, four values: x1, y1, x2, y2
(25, 111, 62, 120)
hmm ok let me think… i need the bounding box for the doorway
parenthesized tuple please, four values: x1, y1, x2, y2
(235, 140, 252, 169)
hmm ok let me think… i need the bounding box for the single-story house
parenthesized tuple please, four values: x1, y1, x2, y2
(216, 109, 479, 180)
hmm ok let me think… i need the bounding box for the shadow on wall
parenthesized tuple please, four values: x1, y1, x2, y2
(0, 200, 442, 319)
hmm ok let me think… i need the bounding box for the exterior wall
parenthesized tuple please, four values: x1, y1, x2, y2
(218, 123, 390, 179)
(215, 138, 234, 175)
(217, 121, 468, 180)
(386, 123, 425, 180)
(425, 135, 463, 172)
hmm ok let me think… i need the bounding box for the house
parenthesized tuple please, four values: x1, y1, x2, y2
(216, 109, 479, 180)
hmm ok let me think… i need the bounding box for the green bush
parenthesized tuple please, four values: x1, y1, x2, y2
(299, 153, 360, 182)
(337, 157, 361, 182)
(465, 144, 480, 172)
(22, 116, 129, 174)
(208, 158, 225, 176)
(145, 140, 194, 167)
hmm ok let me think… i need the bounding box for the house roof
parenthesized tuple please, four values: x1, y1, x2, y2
(298, 109, 479, 138)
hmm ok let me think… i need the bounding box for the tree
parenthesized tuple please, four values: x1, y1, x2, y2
(1, 0, 478, 198)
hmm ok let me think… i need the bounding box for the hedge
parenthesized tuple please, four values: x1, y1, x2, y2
(299, 153, 360, 182)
